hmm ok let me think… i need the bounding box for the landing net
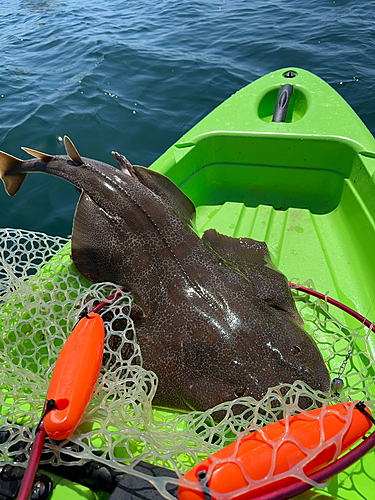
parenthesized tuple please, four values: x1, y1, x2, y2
(0, 228, 374, 499)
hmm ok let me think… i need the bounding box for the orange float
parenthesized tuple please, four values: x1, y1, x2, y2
(178, 402, 373, 500)
(44, 312, 105, 441)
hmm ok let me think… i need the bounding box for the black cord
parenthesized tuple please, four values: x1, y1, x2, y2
(355, 401, 375, 426)
(36, 399, 59, 431)
(197, 470, 212, 500)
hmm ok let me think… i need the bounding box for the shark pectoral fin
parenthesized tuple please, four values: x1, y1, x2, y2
(21, 147, 53, 162)
(129, 164, 196, 227)
(64, 136, 84, 165)
(202, 229, 304, 326)
(0, 151, 27, 196)
(202, 228, 271, 272)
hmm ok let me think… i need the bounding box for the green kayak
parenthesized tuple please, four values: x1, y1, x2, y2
(1, 67, 375, 500)
(149, 67, 375, 500)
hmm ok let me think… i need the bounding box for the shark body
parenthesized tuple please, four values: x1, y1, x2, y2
(0, 137, 330, 413)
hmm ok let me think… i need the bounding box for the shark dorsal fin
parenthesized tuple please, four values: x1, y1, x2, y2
(202, 229, 304, 325)
(0, 151, 26, 196)
(64, 136, 84, 165)
(21, 147, 53, 162)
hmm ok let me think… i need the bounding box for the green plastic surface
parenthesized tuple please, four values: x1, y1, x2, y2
(149, 68, 375, 500)
(42, 470, 110, 500)
(4, 68, 375, 499)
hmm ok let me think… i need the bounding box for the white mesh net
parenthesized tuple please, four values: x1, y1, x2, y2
(0, 228, 374, 499)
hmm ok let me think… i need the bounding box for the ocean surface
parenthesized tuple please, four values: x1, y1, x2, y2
(0, 0, 374, 237)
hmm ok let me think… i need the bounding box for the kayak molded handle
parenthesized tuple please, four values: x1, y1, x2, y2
(44, 312, 105, 441)
(272, 84, 293, 122)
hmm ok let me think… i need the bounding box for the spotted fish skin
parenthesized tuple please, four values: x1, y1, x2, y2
(0, 138, 331, 413)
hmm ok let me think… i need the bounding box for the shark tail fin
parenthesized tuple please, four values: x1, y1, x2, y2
(0, 151, 27, 196)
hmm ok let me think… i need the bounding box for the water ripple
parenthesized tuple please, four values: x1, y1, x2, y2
(0, 0, 374, 235)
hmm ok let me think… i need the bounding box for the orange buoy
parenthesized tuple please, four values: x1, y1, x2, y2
(179, 402, 373, 500)
(44, 312, 105, 441)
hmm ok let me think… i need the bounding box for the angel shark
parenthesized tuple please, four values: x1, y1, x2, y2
(0, 137, 330, 413)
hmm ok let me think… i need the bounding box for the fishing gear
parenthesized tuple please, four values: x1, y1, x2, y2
(251, 413, 375, 500)
(16, 290, 123, 500)
(16, 282, 375, 499)
(179, 402, 374, 500)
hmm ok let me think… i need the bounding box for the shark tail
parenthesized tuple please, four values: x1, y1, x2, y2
(0, 151, 27, 196)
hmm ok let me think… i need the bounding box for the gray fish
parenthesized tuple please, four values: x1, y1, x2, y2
(0, 137, 330, 413)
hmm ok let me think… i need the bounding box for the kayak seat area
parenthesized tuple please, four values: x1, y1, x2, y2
(169, 134, 360, 214)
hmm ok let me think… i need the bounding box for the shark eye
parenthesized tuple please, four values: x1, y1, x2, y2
(292, 345, 301, 355)
(235, 387, 247, 398)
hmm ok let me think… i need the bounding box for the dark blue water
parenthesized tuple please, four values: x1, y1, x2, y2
(1, 0, 374, 237)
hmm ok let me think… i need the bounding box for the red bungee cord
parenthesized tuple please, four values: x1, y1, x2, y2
(289, 282, 375, 332)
